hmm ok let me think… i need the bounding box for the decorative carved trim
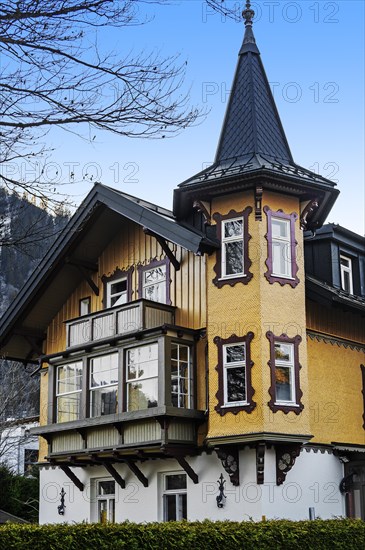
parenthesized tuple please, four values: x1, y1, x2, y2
(275, 443, 302, 485)
(256, 442, 265, 484)
(137, 258, 171, 305)
(300, 199, 319, 230)
(193, 200, 211, 225)
(263, 206, 299, 288)
(266, 332, 303, 415)
(307, 331, 365, 353)
(212, 207, 253, 288)
(215, 447, 239, 486)
(101, 266, 134, 308)
(214, 332, 256, 416)
(361, 364, 365, 430)
(254, 186, 263, 221)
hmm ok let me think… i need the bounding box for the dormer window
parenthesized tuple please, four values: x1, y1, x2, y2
(340, 255, 353, 294)
(212, 207, 253, 288)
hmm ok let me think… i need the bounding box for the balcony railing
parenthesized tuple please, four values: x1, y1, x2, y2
(65, 299, 175, 349)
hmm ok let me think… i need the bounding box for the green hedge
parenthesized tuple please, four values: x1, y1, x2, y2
(0, 520, 364, 550)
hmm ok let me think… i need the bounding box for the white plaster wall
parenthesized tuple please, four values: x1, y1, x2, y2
(38, 448, 345, 524)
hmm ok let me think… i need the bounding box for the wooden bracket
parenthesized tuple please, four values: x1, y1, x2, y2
(103, 463, 126, 489)
(275, 443, 302, 485)
(254, 185, 263, 221)
(143, 228, 180, 271)
(66, 258, 99, 296)
(300, 199, 319, 230)
(256, 442, 265, 484)
(175, 456, 199, 484)
(215, 447, 239, 486)
(59, 465, 84, 492)
(125, 460, 149, 487)
(193, 200, 211, 225)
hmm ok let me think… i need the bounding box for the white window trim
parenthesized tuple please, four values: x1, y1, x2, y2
(162, 472, 187, 522)
(271, 217, 292, 279)
(95, 478, 115, 523)
(221, 217, 245, 279)
(106, 276, 128, 308)
(223, 343, 247, 407)
(274, 342, 296, 405)
(340, 254, 354, 294)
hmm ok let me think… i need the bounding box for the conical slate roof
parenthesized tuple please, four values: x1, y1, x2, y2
(215, 6, 293, 164)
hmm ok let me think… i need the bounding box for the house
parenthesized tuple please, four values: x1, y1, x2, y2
(0, 417, 39, 475)
(0, 2, 364, 524)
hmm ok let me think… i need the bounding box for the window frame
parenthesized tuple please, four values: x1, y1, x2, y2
(170, 341, 193, 409)
(340, 254, 354, 294)
(162, 472, 187, 521)
(102, 267, 133, 309)
(266, 331, 303, 415)
(125, 341, 159, 412)
(79, 297, 91, 316)
(95, 479, 115, 523)
(212, 207, 253, 288)
(55, 361, 83, 423)
(214, 332, 256, 415)
(89, 352, 119, 418)
(138, 258, 171, 305)
(264, 206, 299, 288)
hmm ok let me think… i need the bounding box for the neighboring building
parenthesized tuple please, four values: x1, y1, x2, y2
(0, 2, 364, 524)
(0, 509, 29, 524)
(0, 417, 39, 475)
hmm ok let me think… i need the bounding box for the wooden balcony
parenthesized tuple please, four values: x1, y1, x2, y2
(65, 299, 175, 349)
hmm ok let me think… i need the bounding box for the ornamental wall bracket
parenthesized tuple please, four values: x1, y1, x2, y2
(215, 447, 239, 486)
(256, 442, 265, 484)
(254, 185, 263, 221)
(300, 199, 319, 231)
(275, 443, 302, 485)
(193, 200, 211, 225)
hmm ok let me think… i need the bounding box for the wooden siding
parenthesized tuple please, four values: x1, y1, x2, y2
(123, 420, 161, 445)
(168, 421, 195, 442)
(87, 426, 119, 449)
(46, 219, 207, 355)
(52, 433, 83, 454)
(306, 299, 365, 345)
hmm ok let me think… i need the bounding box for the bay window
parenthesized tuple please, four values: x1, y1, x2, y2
(56, 362, 83, 423)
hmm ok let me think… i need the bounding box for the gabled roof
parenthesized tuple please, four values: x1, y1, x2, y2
(0, 183, 218, 363)
(174, 3, 339, 229)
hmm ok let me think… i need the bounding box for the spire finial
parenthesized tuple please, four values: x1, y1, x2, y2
(242, 1, 255, 27)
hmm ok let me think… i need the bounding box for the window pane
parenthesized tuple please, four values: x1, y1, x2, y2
(224, 241, 244, 275)
(272, 241, 290, 276)
(164, 494, 177, 521)
(274, 343, 292, 362)
(144, 266, 166, 285)
(57, 393, 81, 423)
(224, 219, 243, 238)
(343, 271, 351, 292)
(166, 474, 187, 490)
(90, 386, 118, 417)
(127, 345, 158, 380)
(80, 298, 90, 316)
(111, 293, 127, 307)
(143, 281, 166, 303)
(57, 363, 82, 394)
(340, 257, 350, 267)
(225, 344, 245, 363)
(90, 354, 118, 388)
(226, 367, 246, 402)
(272, 218, 289, 239)
(275, 367, 292, 401)
(111, 280, 127, 295)
(98, 481, 115, 495)
(128, 379, 158, 411)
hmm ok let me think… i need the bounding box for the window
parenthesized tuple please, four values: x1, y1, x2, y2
(90, 354, 118, 417)
(214, 333, 256, 415)
(139, 259, 170, 304)
(56, 362, 83, 422)
(266, 332, 303, 414)
(107, 277, 128, 307)
(171, 343, 193, 408)
(24, 449, 38, 474)
(264, 207, 299, 287)
(96, 480, 115, 523)
(212, 207, 253, 288)
(126, 343, 158, 411)
(79, 297, 91, 316)
(163, 473, 187, 521)
(223, 343, 247, 406)
(102, 268, 133, 309)
(340, 255, 353, 294)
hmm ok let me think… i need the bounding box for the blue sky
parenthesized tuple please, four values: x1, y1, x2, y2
(35, 1, 365, 234)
